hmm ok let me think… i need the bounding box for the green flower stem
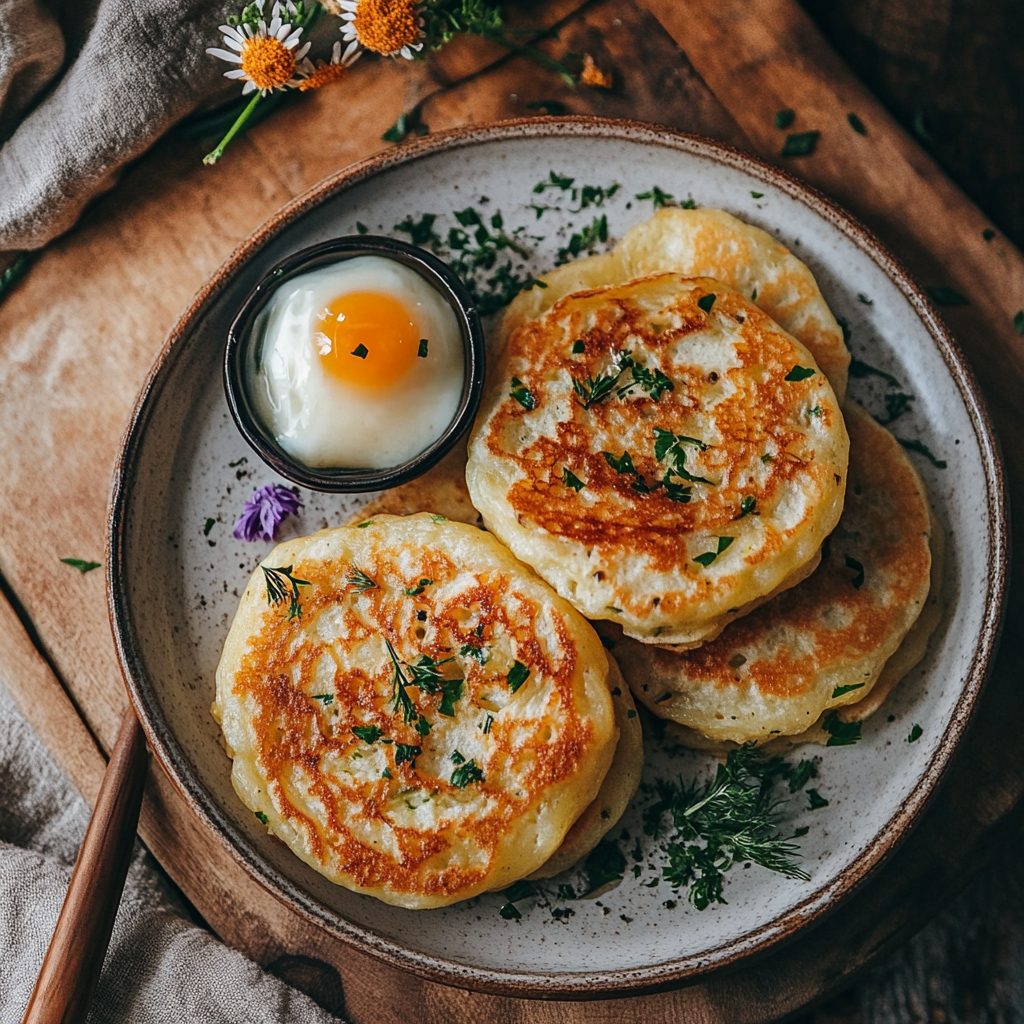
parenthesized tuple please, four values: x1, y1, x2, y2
(203, 92, 263, 165)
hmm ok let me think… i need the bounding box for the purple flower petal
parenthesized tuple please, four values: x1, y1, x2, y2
(233, 484, 303, 541)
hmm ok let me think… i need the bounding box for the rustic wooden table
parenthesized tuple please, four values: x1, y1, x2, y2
(2, 1, 1022, 1020)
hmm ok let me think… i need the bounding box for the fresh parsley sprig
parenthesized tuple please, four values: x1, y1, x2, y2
(261, 565, 311, 620)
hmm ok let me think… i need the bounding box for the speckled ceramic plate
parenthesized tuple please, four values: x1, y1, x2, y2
(108, 119, 1007, 998)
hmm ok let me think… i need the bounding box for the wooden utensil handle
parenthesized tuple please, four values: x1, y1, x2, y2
(22, 709, 148, 1024)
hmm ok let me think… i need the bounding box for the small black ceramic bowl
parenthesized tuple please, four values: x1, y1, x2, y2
(224, 236, 485, 492)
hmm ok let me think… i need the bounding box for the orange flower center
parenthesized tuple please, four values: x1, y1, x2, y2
(240, 35, 297, 90)
(298, 61, 348, 91)
(352, 0, 421, 54)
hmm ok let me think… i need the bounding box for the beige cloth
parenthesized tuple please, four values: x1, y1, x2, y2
(0, 681, 345, 1023)
(0, 0, 340, 253)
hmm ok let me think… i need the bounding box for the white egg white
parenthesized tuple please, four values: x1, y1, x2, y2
(250, 255, 464, 469)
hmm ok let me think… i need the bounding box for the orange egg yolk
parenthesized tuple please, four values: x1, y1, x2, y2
(316, 290, 420, 389)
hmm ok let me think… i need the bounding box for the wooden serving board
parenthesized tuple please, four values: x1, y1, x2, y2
(2, 0, 1023, 1019)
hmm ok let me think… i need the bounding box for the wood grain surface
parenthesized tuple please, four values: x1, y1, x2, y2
(1, 0, 1022, 1020)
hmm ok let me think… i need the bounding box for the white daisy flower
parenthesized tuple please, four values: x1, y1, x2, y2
(207, 0, 313, 95)
(297, 39, 362, 91)
(339, 0, 426, 60)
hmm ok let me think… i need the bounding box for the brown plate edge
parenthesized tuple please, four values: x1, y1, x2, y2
(106, 116, 1009, 1000)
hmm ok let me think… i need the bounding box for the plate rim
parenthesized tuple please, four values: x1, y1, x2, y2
(107, 116, 1009, 998)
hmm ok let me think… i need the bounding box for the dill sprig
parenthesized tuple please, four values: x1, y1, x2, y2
(261, 565, 311, 620)
(572, 350, 631, 408)
(644, 745, 810, 911)
(385, 640, 417, 724)
(345, 568, 378, 592)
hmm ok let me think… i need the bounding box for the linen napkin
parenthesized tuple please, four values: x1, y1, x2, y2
(0, 681, 344, 1024)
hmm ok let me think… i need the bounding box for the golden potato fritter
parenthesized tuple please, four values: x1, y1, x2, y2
(213, 514, 617, 909)
(468, 274, 849, 647)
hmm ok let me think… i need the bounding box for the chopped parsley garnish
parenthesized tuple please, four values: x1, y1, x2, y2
(750, 191, 764, 199)
(908, 723, 923, 743)
(507, 660, 530, 693)
(774, 108, 796, 129)
(311, 693, 334, 705)
(393, 212, 441, 247)
(381, 768, 392, 779)
(580, 839, 627, 895)
(849, 357, 901, 387)
(261, 565, 311, 619)
(832, 683, 865, 698)
(451, 758, 485, 788)
(415, 715, 432, 736)
(450, 750, 465, 764)
(356, 519, 375, 528)
(738, 495, 757, 518)
(1015, 311, 1024, 335)
(352, 725, 384, 744)
(395, 743, 421, 766)
(61, 557, 101, 574)
(572, 340, 586, 354)
(255, 811, 269, 825)
(438, 678, 464, 717)
(406, 653, 454, 693)
(806, 789, 829, 810)
(499, 902, 522, 920)
(429, 513, 446, 522)
(403, 578, 433, 596)
(203, 518, 216, 536)
(562, 466, 586, 492)
(654, 426, 708, 459)
(459, 643, 489, 665)
(356, 221, 368, 234)
(696, 293, 716, 313)
(346, 568, 378, 592)
(617, 356, 674, 402)
(533, 170, 575, 193)
(786, 759, 817, 792)
(417, 338, 429, 358)
(897, 437, 947, 469)
(926, 285, 969, 306)
(483, 714, 494, 734)
(569, 182, 621, 212)
(351, 344, 368, 359)
(876, 391, 915, 425)
(644, 745, 810, 911)
(693, 536, 734, 567)
(822, 711, 861, 746)
(857, 292, 873, 305)
(785, 365, 816, 381)
(653, 427, 713, 485)
(573, 352, 630, 408)
(509, 377, 536, 410)
(781, 131, 820, 157)
(556, 213, 608, 265)
(526, 278, 548, 289)
(603, 449, 638, 476)
(983, 228, 996, 241)
(662, 477, 692, 503)
(847, 112, 867, 135)
(635, 186, 676, 209)
(844, 555, 865, 588)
